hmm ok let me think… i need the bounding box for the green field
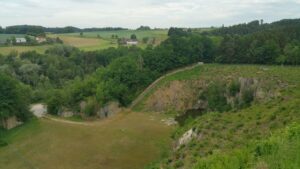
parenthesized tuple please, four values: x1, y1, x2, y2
(0, 112, 173, 169)
(62, 29, 168, 40)
(0, 30, 168, 55)
(60, 29, 168, 48)
(0, 45, 51, 56)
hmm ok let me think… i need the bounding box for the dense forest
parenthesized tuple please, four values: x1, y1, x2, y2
(0, 25, 128, 35)
(0, 18, 300, 121)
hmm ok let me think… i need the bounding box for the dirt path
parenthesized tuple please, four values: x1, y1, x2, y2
(43, 116, 94, 126)
(130, 63, 200, 109)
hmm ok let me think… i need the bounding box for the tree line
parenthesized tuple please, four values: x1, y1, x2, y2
(0, 25, 128, 35)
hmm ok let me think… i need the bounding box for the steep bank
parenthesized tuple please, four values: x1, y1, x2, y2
(134, 64, 300, 169)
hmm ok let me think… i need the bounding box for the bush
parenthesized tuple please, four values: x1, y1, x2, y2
(83, 97, 98, 117)
(228, 80, 241, 96)
(47, 90, 65, 115)
(241, 88, 254, 107)
(204, 82, 231, 112)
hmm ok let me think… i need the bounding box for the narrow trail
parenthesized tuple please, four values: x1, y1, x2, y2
(43, 116, 93, 126)
(130, 63, 200, 109)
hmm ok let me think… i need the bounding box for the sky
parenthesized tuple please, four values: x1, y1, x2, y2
(0, 0, 300, 28)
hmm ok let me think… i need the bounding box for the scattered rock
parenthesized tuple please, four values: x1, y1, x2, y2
(98, 102, 122, 119)
(30, 104, 47, 118)
(176, 128, 197, 149)
(60, 111, 74, 118)
(161, 118, 177, 126)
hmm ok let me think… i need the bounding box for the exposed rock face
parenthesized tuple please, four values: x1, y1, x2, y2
(0, 116, 22, 130)
(142, 77, 282, 113)
(31, 104, 47, 118)
(161, 118, 178, 126)
(80, 101, 87, 113)
(176, 128, 197, 149)
(97, 102, 122, 119)
(145, 80, 206, 112)
(60, 111, 74, 118)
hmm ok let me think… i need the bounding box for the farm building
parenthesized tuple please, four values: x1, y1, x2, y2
(16, 38, 27, 43)
(0, 116, 22, 130)
(36, 36, 46, 43)
(126, 40, 138, 45)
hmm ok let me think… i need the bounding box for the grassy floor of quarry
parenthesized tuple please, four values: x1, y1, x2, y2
(0, 112, 173, 169)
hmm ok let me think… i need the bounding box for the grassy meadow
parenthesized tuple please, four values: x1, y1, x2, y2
(0, 111, 173, 169)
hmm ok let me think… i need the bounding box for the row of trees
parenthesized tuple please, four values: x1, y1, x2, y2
(0, 25, 128, 35)
(4, 25, 45, 36)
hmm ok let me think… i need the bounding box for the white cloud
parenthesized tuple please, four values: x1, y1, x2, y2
(0, 0, 299, 28)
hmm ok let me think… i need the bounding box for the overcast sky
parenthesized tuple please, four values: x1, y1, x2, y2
(0, 0, 300, 28)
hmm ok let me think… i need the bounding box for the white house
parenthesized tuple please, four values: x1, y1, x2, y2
(126, 40, 138, 45)
(16, 38, 27, 43)
(36, 36, 46, 43)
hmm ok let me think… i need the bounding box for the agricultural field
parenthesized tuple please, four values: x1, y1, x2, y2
(0, 30, 168, 55)
(0, 45, 51, 56)
(0, 111, 173, 169)
(50, 35, 117, 51)
(62, 29, 168, 40)
(60, 29, 169, 47)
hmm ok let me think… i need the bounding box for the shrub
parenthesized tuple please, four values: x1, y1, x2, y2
(47, 90, 65, 115)
(240, 88, 254, 107)
(83, 97, 98, 117)
(228, 80, 241, 96)
(205, 82, 231, 112)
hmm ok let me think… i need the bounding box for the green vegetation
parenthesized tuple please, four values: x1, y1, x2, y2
(0, 74, 31, 121)
(140, 64, 300, 168)
(192, 123, 300, 169)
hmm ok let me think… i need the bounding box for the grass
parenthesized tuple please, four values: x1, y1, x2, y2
(49, 35, 117, 51)
(0, 111, 173, 169)
(192, 123, 300, 169)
